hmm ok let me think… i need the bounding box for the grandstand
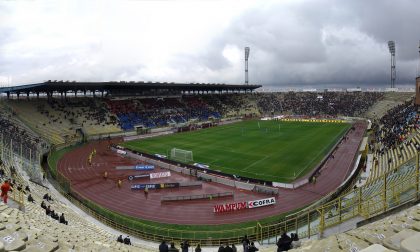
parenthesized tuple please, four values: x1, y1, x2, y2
(1, 81, 420, 251)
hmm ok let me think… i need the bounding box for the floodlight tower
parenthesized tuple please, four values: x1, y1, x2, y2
(388, 41, 396, 88)
(418, 40, 420, 77)
(245, 47, 250, 84)
(415, 41, 420, 106)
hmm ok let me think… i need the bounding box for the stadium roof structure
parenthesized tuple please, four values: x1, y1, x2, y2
(0, 81, 261, 98)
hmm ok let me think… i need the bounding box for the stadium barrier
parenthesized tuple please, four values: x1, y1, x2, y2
(197, 172, 236, 187)
(234, 180, 256, 191)
(253, 184, 279, 195)
(87, 130, 136, 141)
(161, 192, 233, 202)
(279, 118, 347, 123)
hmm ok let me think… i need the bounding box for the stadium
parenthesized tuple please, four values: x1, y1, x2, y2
(2, 1, 420, 252)
(1, 79, 420, 251)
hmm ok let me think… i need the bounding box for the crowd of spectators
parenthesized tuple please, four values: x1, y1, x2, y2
(276, 232, 300, 251)
(257, 92, 383, 117)
(40, 194, 69, 225)
(4, 92, 385, 137)
(108, 92, 383, 131)
(0, 111, 46, 160)
(39, 98, 117, 130)
(159, 240, 203, 252)
(372, 100, 418, 152)
(107, 96, 222, 131)
(117, 235, 132, 245)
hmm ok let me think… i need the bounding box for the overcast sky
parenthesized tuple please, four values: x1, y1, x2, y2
(0, 0, 420, 88)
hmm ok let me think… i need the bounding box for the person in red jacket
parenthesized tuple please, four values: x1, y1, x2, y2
(1, 180, 11, 204)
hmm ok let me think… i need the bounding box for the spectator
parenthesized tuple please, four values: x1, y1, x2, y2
(25, 185, 30, 192)
(51, 211, 59, 220)
(159, 240, 169, 252)
(232, 244, 237, 252)
(242, 235, 250, 252)
(1, 180, 11, 204)
(224, 243, 234, 252)
(59, 213, 68, 225)
(27, 194, 34, 203)
(291, 233, 301, 248)
(181, 240, 189, 252)
(43, 193, 52, 201)
(46, 205, 51, 216)
(168, 242, 179, 252)
(217, 243, 224, 252)
(123, 236, 131, 245)
(41, 200, 46, 209)
(248, 242, 259, 252)
(276, 232, 292, 252)
(117, 235, 123, 243)
(195, 244, 201, 252)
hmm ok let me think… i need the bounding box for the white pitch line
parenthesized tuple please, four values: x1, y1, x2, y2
(241, 155, 270, 171)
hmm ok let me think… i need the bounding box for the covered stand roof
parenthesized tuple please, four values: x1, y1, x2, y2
(0, 81, 261, 96)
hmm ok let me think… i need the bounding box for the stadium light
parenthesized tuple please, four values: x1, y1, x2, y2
(245, 47, 250, 84)
(387, 41, 396, 88)
(418, 40, 420, 77)
(388, 41, 395, 55)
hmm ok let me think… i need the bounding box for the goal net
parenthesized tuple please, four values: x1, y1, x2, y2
(170, 148, 193, 163)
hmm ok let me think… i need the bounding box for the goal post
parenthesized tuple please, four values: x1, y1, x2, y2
(170, 148, 193, 163)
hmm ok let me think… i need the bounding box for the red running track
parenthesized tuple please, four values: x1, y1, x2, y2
(57, 122, 366, 225)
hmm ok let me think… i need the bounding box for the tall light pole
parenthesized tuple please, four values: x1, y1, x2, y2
(388, 41, 396, 88)
(245, 47, 250, 84)
(418, 40, 420, 77)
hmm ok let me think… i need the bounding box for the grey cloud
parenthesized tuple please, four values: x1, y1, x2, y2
(189, 0, 420, 87)
(2, 0, 420, 88)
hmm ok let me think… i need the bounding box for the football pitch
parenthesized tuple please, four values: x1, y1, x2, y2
(122, 120, 351, 182)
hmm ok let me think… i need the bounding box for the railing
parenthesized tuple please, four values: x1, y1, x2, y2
(258, 153, 420, 243)
(161, 192, 233, 202)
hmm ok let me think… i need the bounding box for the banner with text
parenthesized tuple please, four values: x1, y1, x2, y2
(128, 174, 149, 181)
(213, 197, 276, 213)
(131, 183, 179, 190)
(150, 171, 171, 179)
(134, 165, 155, 171)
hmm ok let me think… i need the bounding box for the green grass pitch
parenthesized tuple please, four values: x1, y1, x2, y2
(122, 120, 351, 182)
